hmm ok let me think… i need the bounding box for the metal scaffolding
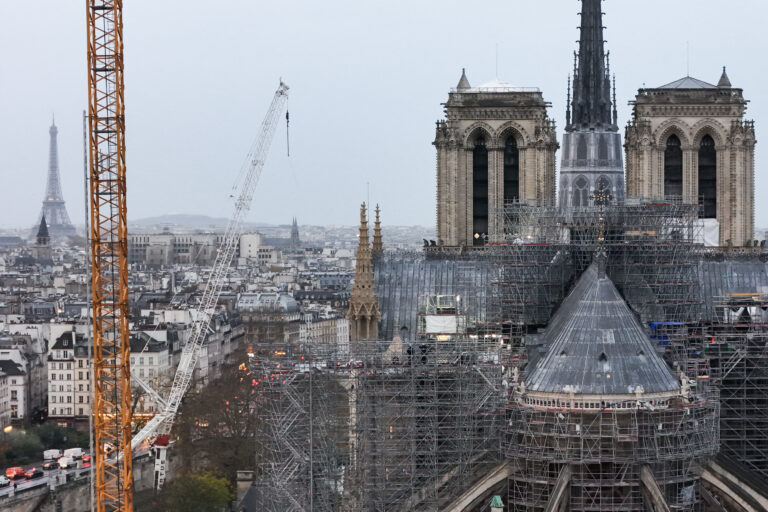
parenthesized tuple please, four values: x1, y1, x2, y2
(506, 388, 719, 512)
(249, 200, 768, 510)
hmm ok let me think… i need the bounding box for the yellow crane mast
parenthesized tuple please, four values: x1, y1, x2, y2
(86, 1, 133, 510)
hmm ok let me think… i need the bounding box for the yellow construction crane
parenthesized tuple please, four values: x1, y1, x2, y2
(86, 1, 133, 511)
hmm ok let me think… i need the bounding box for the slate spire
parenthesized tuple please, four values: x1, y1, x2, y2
(36, 214, 50, 246)
(567, 0, 616, 132)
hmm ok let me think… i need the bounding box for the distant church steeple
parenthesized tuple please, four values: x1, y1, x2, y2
(566, 0, 617, 133)
(33, 214, 53, 262)
(290, 217, 300, 250)
(348, 203, 380, 341)
(36, 214, 50, 246)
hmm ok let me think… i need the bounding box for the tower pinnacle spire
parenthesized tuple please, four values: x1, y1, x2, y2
(567, 0, 616, 132)
(348, 203, 380, 341)
(372, 204, 383, 257)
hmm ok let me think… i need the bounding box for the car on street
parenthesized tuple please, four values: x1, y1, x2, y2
(25, 468, 44, 480)
(64, 448, 85, 459)
(43, 449, 62, 460)
(5, 467, 25, 480)
(58, 457, 75, 469)
(0, 475, 10, 487)
(42, 461, 58, 470)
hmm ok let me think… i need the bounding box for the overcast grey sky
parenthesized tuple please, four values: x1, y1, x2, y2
(1, 1, 766, 230)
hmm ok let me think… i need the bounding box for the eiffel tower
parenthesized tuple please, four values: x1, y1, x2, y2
(36, 118, 76, 240)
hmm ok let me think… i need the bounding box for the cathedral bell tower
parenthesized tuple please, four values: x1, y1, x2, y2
(624, 68, 756, 247)
(434, 70, 558, 247)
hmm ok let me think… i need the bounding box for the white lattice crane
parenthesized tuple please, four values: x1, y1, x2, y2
(130, 81, 289, 489)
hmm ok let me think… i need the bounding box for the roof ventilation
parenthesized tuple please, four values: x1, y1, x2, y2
(598, 352, 608, 362)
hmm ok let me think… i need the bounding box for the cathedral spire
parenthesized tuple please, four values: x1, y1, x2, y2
(567, 0, 616, 132)
(372, 204, 383, 257)
(348, 203, 380, 341)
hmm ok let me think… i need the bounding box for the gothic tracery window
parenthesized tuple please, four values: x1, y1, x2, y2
(576, 135, 588, 161)
(598, 134, 609, 161)
(472, 136, 488, 245)
(664, 134, 683, 198)
(504, 136, 520, 204)
(572, 176, 589, 207)
(698, 134, 717, 219)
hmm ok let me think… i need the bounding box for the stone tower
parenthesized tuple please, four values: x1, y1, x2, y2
(434, 69, 558, 247)
(348, 203, 380, 341)
(33, 215, 53, 262)
(559, 0, 625, 211)
(625, 68, 756, 246)
(372, 204, 383, 257)
(290, 217, 300, 250)
(37, 119, 76, 240)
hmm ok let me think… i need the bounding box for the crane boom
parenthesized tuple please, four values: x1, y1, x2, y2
(86, 1, 133, 511)
(130, 83, 289, 478)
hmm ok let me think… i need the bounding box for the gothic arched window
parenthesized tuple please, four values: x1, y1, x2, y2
(472, 137, 489, 245)
(598, 135, 609, 161)
(503, 136, 520, 204)
(576, 135, 588, 161)
(573, 176, 589, 207)
(698, 134, 717, 219)
(664, 134, 683, 198)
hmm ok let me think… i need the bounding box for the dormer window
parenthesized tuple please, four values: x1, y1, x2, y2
(598, 352, 607, 362)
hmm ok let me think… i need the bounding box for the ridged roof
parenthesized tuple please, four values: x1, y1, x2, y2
(525, 260, 680, 395)
(657, 76, 717, 89)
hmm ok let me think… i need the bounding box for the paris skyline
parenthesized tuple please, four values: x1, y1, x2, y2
(1, 0, 766, 230)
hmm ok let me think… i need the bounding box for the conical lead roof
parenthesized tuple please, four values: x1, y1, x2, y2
(526, 261, 679, 395)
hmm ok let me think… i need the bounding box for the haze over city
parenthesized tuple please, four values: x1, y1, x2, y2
(1, 0, 767, 228)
